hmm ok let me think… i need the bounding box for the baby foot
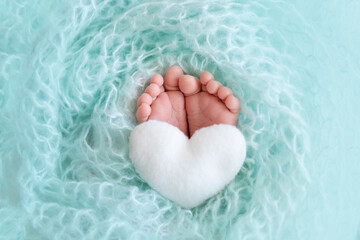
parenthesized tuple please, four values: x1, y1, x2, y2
(179, 72, 241, 137)
(136, 66, 189, 136)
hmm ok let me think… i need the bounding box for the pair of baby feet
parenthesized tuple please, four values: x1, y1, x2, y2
(136, 66, 241, 137)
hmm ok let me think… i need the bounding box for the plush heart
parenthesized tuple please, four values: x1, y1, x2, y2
(129, 120, 247, 209)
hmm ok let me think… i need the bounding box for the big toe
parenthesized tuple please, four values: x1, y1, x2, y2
(179, 75, 201, 97)
(164, 65, 183, 91)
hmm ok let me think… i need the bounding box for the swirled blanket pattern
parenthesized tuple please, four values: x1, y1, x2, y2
(1, 0, 360, 239)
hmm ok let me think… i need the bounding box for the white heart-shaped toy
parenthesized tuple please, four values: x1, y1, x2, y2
(129, 120, 246, 209)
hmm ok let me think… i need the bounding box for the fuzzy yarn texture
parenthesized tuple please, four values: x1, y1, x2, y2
(129, 120, 246, 209)
(1, 0, 360, 239)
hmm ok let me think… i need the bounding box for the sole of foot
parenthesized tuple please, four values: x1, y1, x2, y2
(179, 71, 241, 137)
(136, 66, 189, 136)
(136, 66, 241, 138)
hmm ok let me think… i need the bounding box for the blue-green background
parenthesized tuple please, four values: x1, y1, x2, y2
(0, 0, 359, 239)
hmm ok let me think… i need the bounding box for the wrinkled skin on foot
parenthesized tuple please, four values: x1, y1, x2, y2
(136, 66, 241, 137)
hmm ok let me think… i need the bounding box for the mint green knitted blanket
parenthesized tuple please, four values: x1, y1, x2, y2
(1, 0, 360, 239)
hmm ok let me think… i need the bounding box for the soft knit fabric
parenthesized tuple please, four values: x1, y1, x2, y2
(0, 1, 311, 239)
(2, 0, 360, 239)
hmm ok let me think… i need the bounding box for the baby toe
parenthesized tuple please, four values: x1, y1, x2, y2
(179, 75, 201, 96)
(150, 73, 164, 86)
(164, 65, 183, 91)
(136, 103, 152, 122)
(218, 86, 233, 101)
(137, 93, 153, 107)
(206, 80, 222, 95)
(145, 83, 161, 98)
(200, 71, 214, 85)
(225, 95, 241, 114)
